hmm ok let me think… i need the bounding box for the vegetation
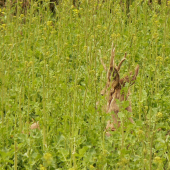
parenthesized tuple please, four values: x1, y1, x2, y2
(0, 0, 170, 169)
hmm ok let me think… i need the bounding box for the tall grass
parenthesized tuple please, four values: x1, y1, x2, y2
(0, 0, 170, 169)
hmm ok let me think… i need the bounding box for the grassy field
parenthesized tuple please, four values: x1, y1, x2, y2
(0, 0, 170, 169)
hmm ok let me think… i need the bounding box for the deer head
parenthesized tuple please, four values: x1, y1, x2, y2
(100, 45, 139, 135)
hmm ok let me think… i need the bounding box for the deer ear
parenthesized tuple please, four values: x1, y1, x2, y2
(120, 65, 139, 86)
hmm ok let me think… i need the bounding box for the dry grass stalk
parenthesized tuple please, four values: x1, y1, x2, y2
(101, 44, 139, 136)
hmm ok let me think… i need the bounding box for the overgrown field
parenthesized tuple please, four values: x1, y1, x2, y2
(0, 1, 170, 169)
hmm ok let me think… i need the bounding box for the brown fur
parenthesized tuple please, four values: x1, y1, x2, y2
(101, 45, 139, 136)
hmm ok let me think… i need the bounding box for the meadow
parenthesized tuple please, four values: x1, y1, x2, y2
(0, 0, 170, 169)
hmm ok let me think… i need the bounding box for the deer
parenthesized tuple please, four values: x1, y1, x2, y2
(100, 45, 139, 136)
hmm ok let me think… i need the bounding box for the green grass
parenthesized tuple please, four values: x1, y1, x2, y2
(0, 0, 170, 169)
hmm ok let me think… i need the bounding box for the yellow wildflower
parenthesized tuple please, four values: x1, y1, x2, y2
(103, 26, 107, 30)
(40, 164, 46, 170)
(121, 158, 128, 164)
(156, 112, 163, 118)
(47, 21, 53, 26)
(43, 153, 53, 165)
(156, 56, 163, 65)
(20, 14, 24, 18)
(97, 25, 101, 28)
(153, 14, 157, 19)
(116, 33, 120, 37)
(111, 33, 116, 38)
(156, 56, 163, 61)
(73, 9, 79, 14)
(91, 35, 94, 39)
(153, 32, 158, 39)
(154, 156, 161, 163)
(155, 20, 158, 24)
(2, 24, 6, 28)
(28, 61, 33, 67)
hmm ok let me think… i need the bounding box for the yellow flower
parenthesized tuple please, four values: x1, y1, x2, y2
(156, 112, 163, 118)
(144, 106, 148, 111)
(121, 158, 128, 164)
(137, 130, 144, 138)
(97, 25, 101, 28)
(155, 20, 158, 24)
(111, 33, 116, 38)
(116, 33, 120, 37)
(143, 149, 147, 154)
(153, 32, 158, 39)
(32, 17, 36, 22)
(20, 14, 24, 18)
(28, 61, 33, 67)
(25, 61, 28, 66)
(40, 164, 46, 170)
(156, 56, 163, 65)
(154, 156, 161, 163)
(42, 36, 46, 40)
(2, 24, 6, 28)
(153, 14, 157, 19)
(73, 9, 79, 14)
(47, 21, 53, 26)
(156, 56, 163, 61)
(103, 26, 107, 30)
(43, 153, 53, 165)
(91, 35, 94, 39)
(51, 30, 56, 34)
